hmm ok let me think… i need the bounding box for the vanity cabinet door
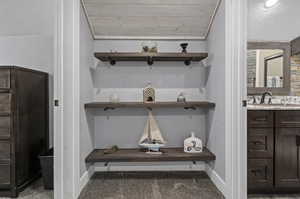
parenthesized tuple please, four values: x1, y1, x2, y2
(248, 159, 273, 189)
(248, 111, 274, 128)
(248, 128, 274, 158)
(276, 111, 300, 128)
(275, 128, 300, 188)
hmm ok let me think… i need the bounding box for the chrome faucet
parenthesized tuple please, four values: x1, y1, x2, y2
(260, 91, 272, 104)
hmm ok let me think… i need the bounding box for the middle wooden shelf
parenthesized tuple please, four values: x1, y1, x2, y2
(84, 101, 215, 110)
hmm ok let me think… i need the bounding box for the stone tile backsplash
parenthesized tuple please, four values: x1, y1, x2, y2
(291, 56, 300, 95)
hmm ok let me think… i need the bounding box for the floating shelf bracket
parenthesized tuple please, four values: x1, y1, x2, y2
(103, 107, 116, 111)
(184, 106, 197, 110)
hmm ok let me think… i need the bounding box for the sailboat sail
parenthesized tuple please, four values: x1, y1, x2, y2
(139, 111, 166, 145)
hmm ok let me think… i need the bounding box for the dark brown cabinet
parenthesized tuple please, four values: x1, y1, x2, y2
(275, 128, 300, 188)
(248, 110, 300, 194)
(0, 66, 49, 197)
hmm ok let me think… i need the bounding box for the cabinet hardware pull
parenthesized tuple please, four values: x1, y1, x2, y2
(250, 141, 264, 145)
(296, 136, 300, 146)
(250, 169, 262, 177)
(281, 121, 300, 124)
(255, 118, 267, 121)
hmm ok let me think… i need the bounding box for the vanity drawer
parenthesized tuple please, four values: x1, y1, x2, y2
(248, 111, 274, 127)
(0, 69, 10, 89)
(248, 159, 273, 189)
(276, 111, 300, 127)
(0, 163, 10, 187)
(0, 94, 10, 115)
(0, 141, 10, 160)
(248, 128, 274, 158)
(0, 117, 10, 139)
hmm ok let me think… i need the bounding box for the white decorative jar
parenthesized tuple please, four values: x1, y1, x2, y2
(184, 132, 203, 153)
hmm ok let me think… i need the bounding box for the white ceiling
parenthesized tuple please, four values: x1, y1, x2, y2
(82, 0, 221, 40)
(248, 0, 300, 41)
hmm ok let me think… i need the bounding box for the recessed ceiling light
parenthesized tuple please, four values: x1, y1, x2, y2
(265, 0, 279, 8)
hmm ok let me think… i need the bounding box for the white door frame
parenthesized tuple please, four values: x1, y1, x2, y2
(225, 0, 247, 198)
(53, 0, 63, 198)
(53, 0, 248, 198)
(54, 0, 81, 198)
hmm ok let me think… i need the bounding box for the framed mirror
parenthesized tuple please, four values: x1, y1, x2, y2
(248, 42, 291, 95)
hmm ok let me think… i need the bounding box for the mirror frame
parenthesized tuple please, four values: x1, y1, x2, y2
(248, 42, 291, 95)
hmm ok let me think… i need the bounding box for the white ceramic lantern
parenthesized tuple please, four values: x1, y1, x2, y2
(184, 132, 203, 153)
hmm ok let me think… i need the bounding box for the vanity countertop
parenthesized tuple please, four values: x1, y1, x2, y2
(247, 104, 300, 110)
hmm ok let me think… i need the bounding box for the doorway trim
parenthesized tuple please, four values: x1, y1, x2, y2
(225, 0, 247, 198)
(54, 0, 81, 198)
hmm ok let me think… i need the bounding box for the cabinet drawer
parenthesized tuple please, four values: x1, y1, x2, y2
(248, 159, 273, 189)
(276, 111, 300, 127)
(0, 164, 10, 187)
(248, 128, 274, 158)
(0, 141, 10, 160)
(0, 117, 10, 139)
(0, 94, 10, 115)
(248, 111, 274, 127)
(0, 69, 10, 89)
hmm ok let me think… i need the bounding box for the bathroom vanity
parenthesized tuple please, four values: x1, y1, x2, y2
(247, 107, 300, 194)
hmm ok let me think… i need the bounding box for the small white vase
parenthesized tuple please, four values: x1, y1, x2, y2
(184, 132, 203, 153)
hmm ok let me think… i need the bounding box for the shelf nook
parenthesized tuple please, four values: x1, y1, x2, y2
(94, 52, 208, 66)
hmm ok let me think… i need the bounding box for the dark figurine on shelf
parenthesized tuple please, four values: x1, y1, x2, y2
(180, 43, 189, 53)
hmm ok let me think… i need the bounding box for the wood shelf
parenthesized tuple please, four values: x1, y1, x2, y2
(94, 52, 208, 66)
(86, 147, 216, 163)
(84, 101, 215, 110)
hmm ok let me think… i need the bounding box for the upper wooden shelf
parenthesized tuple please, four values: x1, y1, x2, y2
(94, 52, 208, 66)
(86, 147, 216, 163)
(84, 101, 215, 111)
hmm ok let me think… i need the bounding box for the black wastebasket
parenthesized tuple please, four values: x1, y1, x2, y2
(39, 148, 54, 190)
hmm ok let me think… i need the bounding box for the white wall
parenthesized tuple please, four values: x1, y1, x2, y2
(206, 0, 226, 181)
(0, 0, 54, 37)
(92, 40, 208, 150)
(0, 0, 55, 147)
(80, 6, 95, 176)
(248, 0, 300, 41)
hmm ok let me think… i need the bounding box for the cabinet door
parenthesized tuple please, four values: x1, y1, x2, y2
(248, 159, 273, 189)
(0, 163, 10, 188)
(276, 111, 300, 128)
(248, 128, 273, 158)
(275, 128, 300, 188)
(248, 111, 274, 128)
(0, 69, 10, 89)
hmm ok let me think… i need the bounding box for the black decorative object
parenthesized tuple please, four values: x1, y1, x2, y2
(180, 43, 189, 53)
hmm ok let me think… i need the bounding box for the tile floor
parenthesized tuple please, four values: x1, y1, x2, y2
(0, 179, 53, 199)
(79, 171, 224, 199)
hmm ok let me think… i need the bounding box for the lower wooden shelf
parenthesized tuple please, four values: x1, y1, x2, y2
(86, 147, 216, 163)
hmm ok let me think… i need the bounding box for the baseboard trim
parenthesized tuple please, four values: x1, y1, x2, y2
(94, 161, 206, 172)
(79, 166, 95, 196)
(205, 165, 227, 197)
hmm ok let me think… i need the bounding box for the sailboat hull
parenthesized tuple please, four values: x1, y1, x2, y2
(139, 143, 165, 152)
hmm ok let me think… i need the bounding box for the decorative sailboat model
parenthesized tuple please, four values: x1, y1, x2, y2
(139, 111, 166, 154)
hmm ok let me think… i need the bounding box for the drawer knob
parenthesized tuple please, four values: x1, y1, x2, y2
(250, 169, 262, 176)
(250, 141, 264, 145)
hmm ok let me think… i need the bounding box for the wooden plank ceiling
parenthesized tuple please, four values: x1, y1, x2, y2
(82, 0, 221, 40)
